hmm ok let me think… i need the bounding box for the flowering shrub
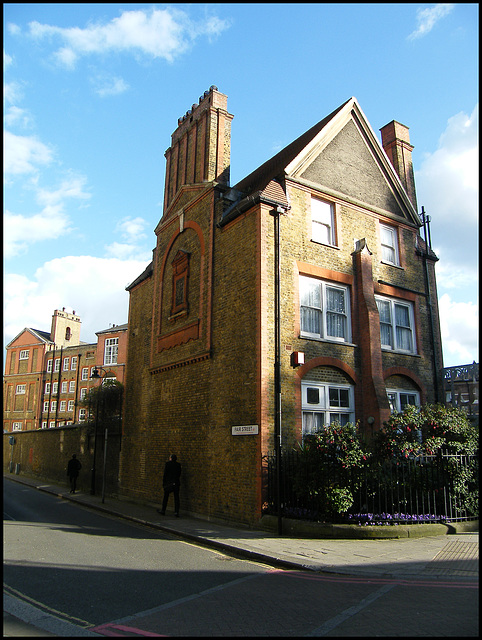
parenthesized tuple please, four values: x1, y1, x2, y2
(282, 405, 478, 522)
(373, 403, 478, 461)
(292, 422, 370, 517)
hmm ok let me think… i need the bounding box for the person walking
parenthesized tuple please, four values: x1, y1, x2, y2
(67, 454, 82, 493)
(157, 454, 181, 517)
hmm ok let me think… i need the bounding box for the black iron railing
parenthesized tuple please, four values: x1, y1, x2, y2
(263, 451, 478, 524)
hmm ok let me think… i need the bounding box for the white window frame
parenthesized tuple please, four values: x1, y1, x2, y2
(300, 276, 351, 343)
(380, 223, 400, 266)
(52, 382, 58, 394)
(68, 400, 75, 411)
(71, 356, 77, 371)
(16, 384, 26, 394)
(45, 382, 51, 394)
(301, 381, 355, 438)
(51, 400, 57, 412)
(63, 357, 70, 371)
(78, 408, 87, 422)
(311, 197, 335, 246)
(386, 388, 420, 413)
(61, 381, 68, 393)
(47, 360, 53, 373)
(60, 400, 66, 412)
(54, 358, 60, 372)
(19, 350, 29, 360)
(104, 338, 119, 365)
(81, 367, 89, 381)
(41, 421, 47, 429)
(49, 421, 55, 429)
(12, 422, 23, 431)
(80, 388, 87, 400)
(69, 381, 75, 393)
(43, 401, 49, 412)
(375, 295, 416, 354)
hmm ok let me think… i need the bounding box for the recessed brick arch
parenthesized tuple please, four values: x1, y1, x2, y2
(295, 356, 358, 384)
(157, 220, 206, 346)
(292, 356, 358, 441)
(383, 366, 426, 403)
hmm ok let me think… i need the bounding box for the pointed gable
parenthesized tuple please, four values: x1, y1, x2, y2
(6, 327, 53, 348)
(222, 97, 420, 228)
(285, 98, 419, 224)
(300, 118, 406, 218)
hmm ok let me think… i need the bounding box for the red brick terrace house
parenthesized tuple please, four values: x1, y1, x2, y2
(119, 87, 444, 526)
(4, 309, 128, 431)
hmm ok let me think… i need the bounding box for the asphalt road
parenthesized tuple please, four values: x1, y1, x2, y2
(3, 479, 479, 637)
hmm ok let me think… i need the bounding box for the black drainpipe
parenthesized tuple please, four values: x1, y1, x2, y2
(421, 206, 440, 402)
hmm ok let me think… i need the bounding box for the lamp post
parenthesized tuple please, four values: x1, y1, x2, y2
(90, 366, 108, 497)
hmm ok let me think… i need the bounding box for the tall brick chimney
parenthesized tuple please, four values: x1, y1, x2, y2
(380, 120, 417, 210)
(163, 86, 233, 214)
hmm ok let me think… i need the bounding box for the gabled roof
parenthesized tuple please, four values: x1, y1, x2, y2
(232, 98, 351, 197)
(220, 97, 421, 228)
(6, 327, 53, 348)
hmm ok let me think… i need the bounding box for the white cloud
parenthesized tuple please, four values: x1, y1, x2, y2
(438, 293, 478, 366)
(4, 130, 53, 176)
(415, 104, 478, 287)
(408, 3, 455, 40)
(94, 75, 129, 97)
(116, 216, 148, 241)
(4, 105, 32, 128)
(415, 104, 478, 367)
(26, 8, 231, 68)
(4, 255, 151, 347)
(4, 175, 90, 258)
(104, 217, 151, 260)
(4, 49, 13, 67)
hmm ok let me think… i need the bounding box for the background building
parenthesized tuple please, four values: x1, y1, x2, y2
(120, 88, 444, 525)
(3, 310, 128, 432)
(444, 362, 479, 425)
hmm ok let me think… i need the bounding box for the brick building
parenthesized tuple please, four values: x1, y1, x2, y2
(444, 362, 479, 425)
(120, 87, 444, 525)
(3, 309, 128, 432)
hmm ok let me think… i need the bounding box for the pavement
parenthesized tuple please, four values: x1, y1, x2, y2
(4, 473, 479, 581)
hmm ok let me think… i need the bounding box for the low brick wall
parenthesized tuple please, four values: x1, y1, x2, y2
(3, 426, 121, 496)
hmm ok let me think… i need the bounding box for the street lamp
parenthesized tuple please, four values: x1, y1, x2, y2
(90, 366, 108, 497)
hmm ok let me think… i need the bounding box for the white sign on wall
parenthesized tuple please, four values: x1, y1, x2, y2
(231, 425, 259, 435)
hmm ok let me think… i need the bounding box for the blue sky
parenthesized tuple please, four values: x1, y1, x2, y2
(4, 3, 478, 367)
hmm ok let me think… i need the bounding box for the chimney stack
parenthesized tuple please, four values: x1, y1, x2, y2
(163, 86, 233, 214)
(380, 120, 417, 210)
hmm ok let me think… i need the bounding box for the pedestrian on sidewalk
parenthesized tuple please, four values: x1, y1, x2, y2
(158, 454, 181, 517)
(67, 454, 82, 493)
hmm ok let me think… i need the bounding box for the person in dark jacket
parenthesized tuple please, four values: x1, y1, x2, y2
(67, 454, 82, 493)
(157, 454, 181, 517)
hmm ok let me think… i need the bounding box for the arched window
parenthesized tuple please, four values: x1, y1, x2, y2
(170, 250, 190, 317)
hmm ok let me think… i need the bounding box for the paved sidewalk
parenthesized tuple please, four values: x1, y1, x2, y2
(4, 474, 478, 581)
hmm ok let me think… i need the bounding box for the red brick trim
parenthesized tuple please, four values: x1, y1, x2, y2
(297, 261, 353, 285)
(157, 221, 206, 341)
(150, 350, 210, 374)
(383, 366, 426, 403)
(157, 320, 199, 352)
